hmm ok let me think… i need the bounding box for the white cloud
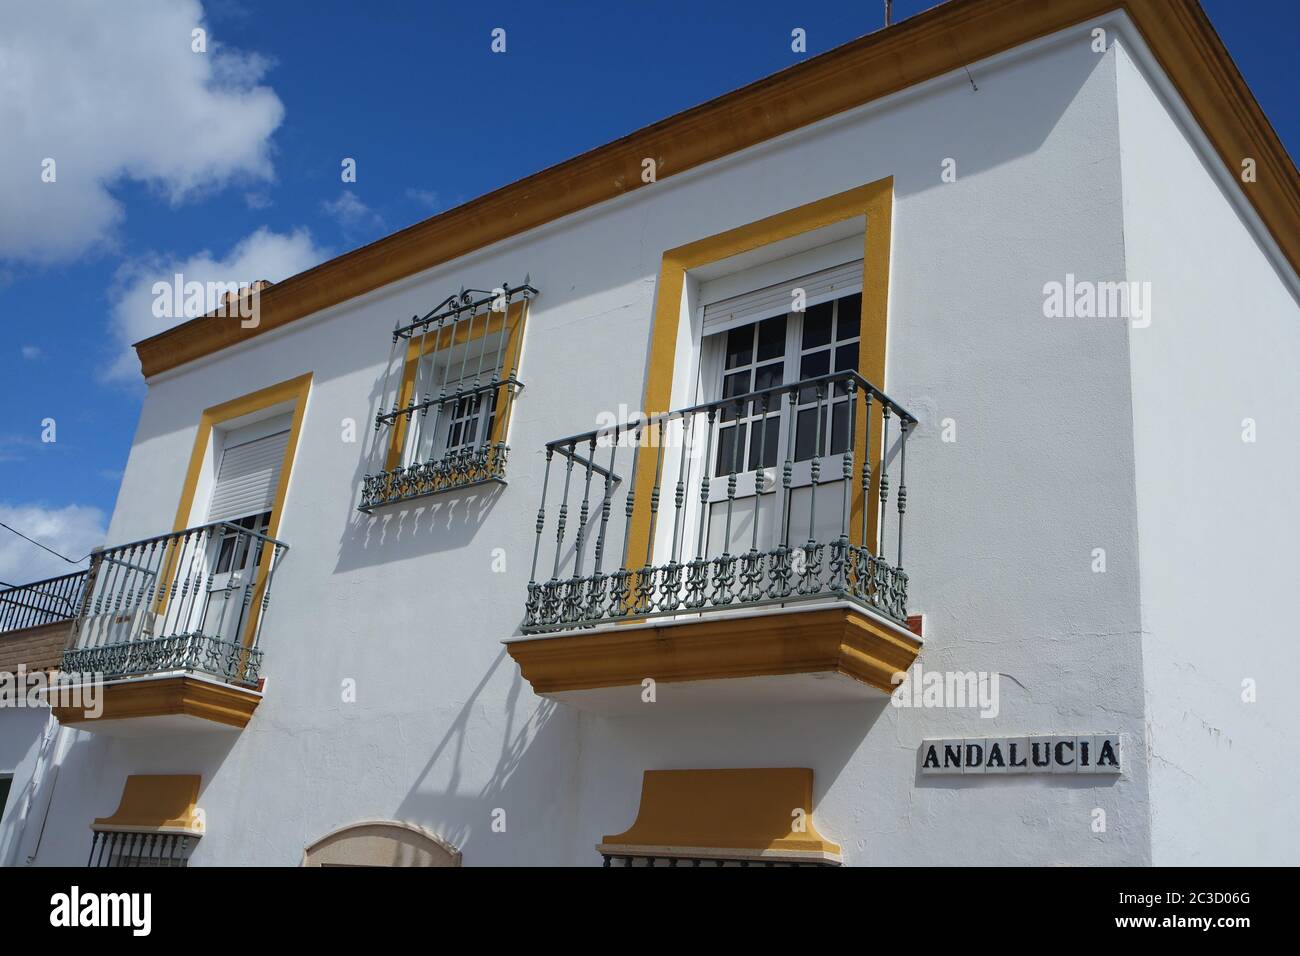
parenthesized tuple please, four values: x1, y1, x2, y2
(106, 226, 328, 380)
(0, 503, 106, 584)
(405, 188, 441, 211)
(0, 0, 285, 265)
(322, 190, 384, 239)
(20, 345, 41, 360)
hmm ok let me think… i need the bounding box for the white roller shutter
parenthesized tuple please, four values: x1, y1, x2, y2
(206, 430, 290, 523)
(702, 259, 864, 335)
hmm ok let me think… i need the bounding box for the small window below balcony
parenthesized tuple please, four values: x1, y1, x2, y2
(88, 774, 203, 867)
(360, 281, 536, 512)
(599, 769, 841, 866)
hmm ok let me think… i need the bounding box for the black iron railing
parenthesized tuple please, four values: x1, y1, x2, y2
(524, 369, 916, 633)
(0, 570, 88, 634)
(88, 831, 194, 867)
(60, 521, 289, 687)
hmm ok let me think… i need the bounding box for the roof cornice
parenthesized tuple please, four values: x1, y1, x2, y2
(134, 0, 1300, 378)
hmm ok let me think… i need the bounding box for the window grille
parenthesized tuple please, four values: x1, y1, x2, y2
(88, 831, 195, 868)
(361, 281, 536, 511)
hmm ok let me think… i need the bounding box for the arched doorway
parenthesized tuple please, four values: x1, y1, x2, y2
(302, 820, 461, 867)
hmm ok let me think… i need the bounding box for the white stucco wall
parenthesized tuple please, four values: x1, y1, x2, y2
(575, 23, 1150, 867)
(1115, 38, 1300, 866)
(0, 708, 60, 867)
(1, 16, 1201, 867)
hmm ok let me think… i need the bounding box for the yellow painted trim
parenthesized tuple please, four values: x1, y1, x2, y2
(53, 676, 261, 730)
(91, 774, 202, 835)
(507, 604, 921, 695)
(384, 301, 529, 471)
(133, 1, 1300, 379)
(626, 179, 893, 579)
(168, 372, 312, 650)
(600, 768, 841, 863)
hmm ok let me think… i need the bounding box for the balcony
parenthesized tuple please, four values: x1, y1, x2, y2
(507, 369, 923, 713)
(358, 282, 534, 512)
(0, 570, 88, 675)
(51, 521, 289, 733)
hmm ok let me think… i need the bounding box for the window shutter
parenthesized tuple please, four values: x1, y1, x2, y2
(702, 260, 863, 335)
(207, 430, 290, 523)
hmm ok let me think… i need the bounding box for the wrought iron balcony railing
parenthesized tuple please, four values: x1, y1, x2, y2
(359, 377, 517, 510)
(60, 521, 289, 687)
(524, 369, 916, 633)
(359, 282, 535, 511)
(0, 569, 88, 634)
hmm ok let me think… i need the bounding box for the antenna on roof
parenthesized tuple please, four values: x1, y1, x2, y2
(885, 0, 893, 26)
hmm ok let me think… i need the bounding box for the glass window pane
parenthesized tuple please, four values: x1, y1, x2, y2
(753, 361, 783, 394)
(795, 407, 826, 462)
(748, 415, 781, 470)
(836, 293, 862, 341)
(721, 371, 749, 421)
(714, 422, 748, 476)
(802, 301, 833, 348)
(799, 349, 830, 380)
(798, 350, 830, 403)
(830, 401, 851, 456)
(215, 536, 236, 574)
(756, 315, 787, 360)
(833, 342, 859, 395)
(725, 325, 753, 369)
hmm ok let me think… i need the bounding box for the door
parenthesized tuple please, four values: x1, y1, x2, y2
(198, 421, 289, 644)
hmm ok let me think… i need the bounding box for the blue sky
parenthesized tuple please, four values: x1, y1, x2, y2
(1, 0, 1296, 582)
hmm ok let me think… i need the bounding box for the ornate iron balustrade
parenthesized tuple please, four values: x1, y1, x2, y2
(359, 379, 516, 511)
(359, 280, 536, 511)
(0, 569, 88, 633)
(59, 522, 289, 687)
(524, 370, 917, 633)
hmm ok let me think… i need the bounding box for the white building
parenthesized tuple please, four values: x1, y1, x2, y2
(2, 0, 1297, 867)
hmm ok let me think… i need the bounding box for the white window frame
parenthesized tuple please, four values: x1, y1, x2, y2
(697, 277, 864, 506)
(402, 334, 508, 466)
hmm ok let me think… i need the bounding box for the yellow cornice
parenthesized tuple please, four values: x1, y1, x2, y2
(133, 0, 1300, 379)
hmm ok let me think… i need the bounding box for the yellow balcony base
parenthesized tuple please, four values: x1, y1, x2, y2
(506, 601, 921, 715)
(51, 674, 261, 735)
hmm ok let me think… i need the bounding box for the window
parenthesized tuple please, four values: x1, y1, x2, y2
(88, 831, 194, 867)
(710, 292, 862, 476)
(694, 258, 866, 560)
(206, 422, 291, 524)
(404, 332, 508, 463)
(212, 512, 270, 575)
(361, 282, 535, 511)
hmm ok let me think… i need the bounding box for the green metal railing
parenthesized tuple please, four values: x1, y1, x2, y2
(60, 521, 289, 687)
(525, 369, 916, 633)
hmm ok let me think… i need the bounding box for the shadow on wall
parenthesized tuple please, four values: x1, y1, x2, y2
(332, 481, 505, 574)
(388, 647, 578, 865)
(12, 726, 242, 867)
